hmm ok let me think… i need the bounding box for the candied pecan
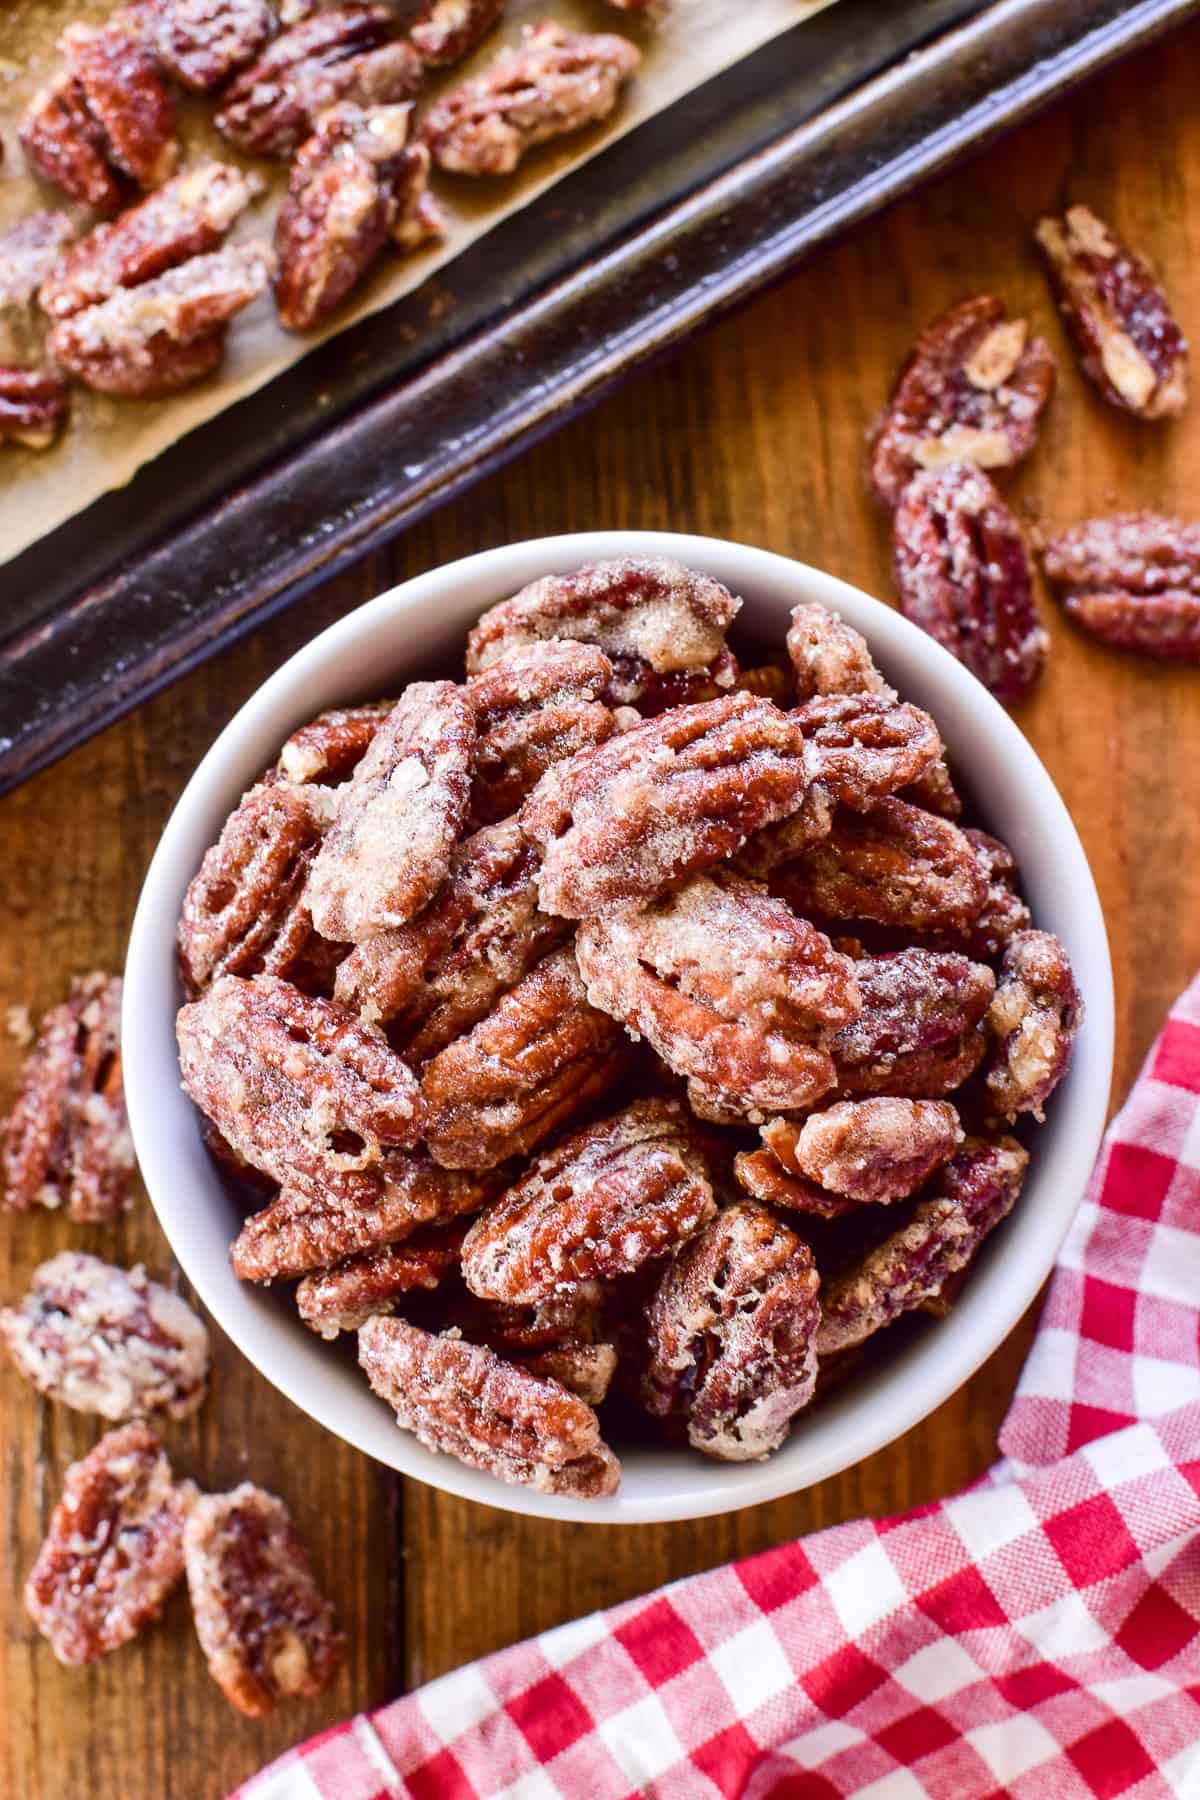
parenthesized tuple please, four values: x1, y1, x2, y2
(0, 1252, 209, 1421)
(422, 22, 640, 176)
(643, 1201, 820, 1461)
(442, 1282, 617, 1401)
(950, 829, 1031, 958)
(734, 659, 793, 707)
(421, 945, 629, 1169)
(733, 782, 835, 878)
(358, 1314, 620, 1496)
(25, 1424, 194, 1665)
(21, 21, 178, 213)
(466, 640, 616, 825)
(522, 692, 811, 919)
(410, 0, 505, 65)
(817, 1136, 1028, 1353)
(786, 1098, 962, 1204)
(786, 603, 897, 703)
(178, 974, 423, 1203)
(177, 782, 333, 996)
(278, 701, 395, 784)
(0, 213, 76, 311)
(47, 243, 273, 397)
(296, 1220, 466, 1337)
(893, 463, 1047, 704)
(274, 103, 442, 332)
(833, 947, 994, 1098)
(576, 870, 859, 1124)
(466, 556, 739, 708)
(134, 0, 275, 90)
(304, 682, 475, 943)
(216, 8, 422, 157)
(1039, 512, 1200, 663)
(1036, 205, 1188, 419)
(985, 930, 1082, 1123)
(232, 1152, 499, 1281)
(794, 693, 942, 809)
(733, 1140, 855, 1221)
(0, 366, 68, 450)
(869, 296, 1056, 509)
(334, 817, 569, 1061)
(185, 1485, 343, 1716)
(461, 1097, 715, 1303)
(40, 162, 255, 322)
(770, 798, 987, 934)
(200, 1115, 277, 1196)
(3, 973, 133, 1223)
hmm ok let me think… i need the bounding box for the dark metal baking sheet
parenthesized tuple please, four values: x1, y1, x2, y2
(1, 0, 1195, 790)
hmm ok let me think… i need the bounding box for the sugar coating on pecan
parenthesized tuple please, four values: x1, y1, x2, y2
(1039, 512, 1200, 664)
(522, 692, 812, 918)
(643, 1201, 821, 1462)
(576, 869, 860, 1124)
(869, 295, 1056, 508)
(0, 1252, 209, 1421)
(421, 944, 629, 1169)
(833, 947, 994, 1098)
(786, 603, 897, 703)
(296, 1221, 466, 1337)
(788, 1097, 963, 1204)
(185, 1484, 343, 1716)
(25, 1423, 195, 1665)
(134, 0, 276, 91)
(0, 213, 76, 311)
(817, 1136, 1028, 1354)
(358, 1314, 621, 1496)
(441, 1283, 616, 1401)
(0, 365, 69, 449)
(733, 778, 835, 878)
(893, 463, 1047, 705)
(733, 1136, 856, 1221)
(411, 0, 505, 66)
(422, 22, 640, 177)
(2, 972, 134, 1223)
(177, 782, 334, 996)
(465, 556, 739, 708)
(794, 693, 942, 809)
(985, 930, 1082, 1122)
(334, 816, 569, 1062)
(304, 682, 475, 943)
(278, 701, 395, 784)
(461, 1096, 715, 1303)
(946, 829, 1031, 958)
(770, 797, 988, 935)
(466, 640, 616, 825)
(1036, 205, 1188, 419)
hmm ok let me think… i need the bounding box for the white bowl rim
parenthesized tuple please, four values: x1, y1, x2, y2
(124, 529, 1115, 1525)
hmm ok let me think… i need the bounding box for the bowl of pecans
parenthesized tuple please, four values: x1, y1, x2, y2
(123, 532, 1113, 1522)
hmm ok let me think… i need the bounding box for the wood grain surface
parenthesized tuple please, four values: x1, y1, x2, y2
(3, 24, 1200, 1797)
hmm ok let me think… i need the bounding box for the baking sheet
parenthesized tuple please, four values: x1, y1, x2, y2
(0, 0, 834, 565)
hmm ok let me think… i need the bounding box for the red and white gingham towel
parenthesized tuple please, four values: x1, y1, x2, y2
(239, 978, 1200, 1800)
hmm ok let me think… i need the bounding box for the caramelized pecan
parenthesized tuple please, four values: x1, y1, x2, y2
(950, 829, 1031, 958)
(643, 1201, 821, 1461)
(734, 1136, 856, 1221)
(782, 1097, 962, 1204)
(833, 947, 993, 1098)
(893, 463, 1048, 704)
(1039, 512, 1200, 663)
(734, 658, 793, 707)
(410, 0, 505, 65)
(985, 930, 1082, 1122)
(134, 0, 275, 90)
(786, 603, 896, 703)
(185, 1485, 343, 1716)
(445, 1286, 617, 1402)
(0, 365, 68, 450)
(0, 213, 76, 311)
(1036, 205, 1188, 419)
(466, 640, 616, 825)
(296, 1220, 466, 1337)
(869, 295, 1056, 508)
(278, 701, 395, 784)
(422, 22, 640, 176)
(769, 798, 988, 934)
(794, 693, 942, 809)
(521, 692, 812, 918)
(576, 869, 860, 1123)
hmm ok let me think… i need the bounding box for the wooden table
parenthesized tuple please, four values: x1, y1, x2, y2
(4, 23, 1200, 1796)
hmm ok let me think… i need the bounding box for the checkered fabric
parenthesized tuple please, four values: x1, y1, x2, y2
(238, 978, 1200, 1800)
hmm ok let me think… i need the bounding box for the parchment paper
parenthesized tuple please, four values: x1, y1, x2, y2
(0, 0, 834, 567)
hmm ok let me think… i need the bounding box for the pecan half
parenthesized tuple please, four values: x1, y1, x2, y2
(643, 1201, 821, 1461)
(421, 945, 629, 1169)
(734, 1135, 856, 1221)
(133, 0, 275, 90)
(47, 243, 273, 397)
(185, 1484, 343, 1716)
(465, 556, 739, 709)
(25, 1424, 194, 1665)
(521, 692, 812, 919)
(21, 21, 178, 213)
(833, 947, 994, 1098)
(576, 869, 860, 1124)
(817, 1136, 1028, 1354)
(869, 295, 1056, 508)
(304, 682, 475, 943)
(358, 1314, 621, 1496)
(3, 973, 133, 1223)
(422, 22, 640, 176)
(466, 640, 616, 825)
(446, 1287, 617, 1403)
(461, 1097, 715, 1303)
(334, 816, 570, 1062)
(277, 701, 395, 784)
(1039, 512, 1200, 663)
(296, 1220, 466, 1336)
(0, 366, 69, 450)
(893, 463, 1048, 705)
(783, 1097, 962, 1204)
(794, 693, 942, 809)
(0, 213, 76, 311)
(948, 829, 1031, 958)
(786, 603, 897, 703)
(216, 7, 422, 157)
(410, 0, 505, 66)
(985, 930, 1082, 1122)
(1036, 205, 1188, 419)
(0, 1252, 209, 1421)
(177, 782, 334, 996)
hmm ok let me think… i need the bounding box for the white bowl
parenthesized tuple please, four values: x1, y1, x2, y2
(124, 531, 1114, 1524)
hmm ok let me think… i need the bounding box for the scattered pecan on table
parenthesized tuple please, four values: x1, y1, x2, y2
(1039, 511, 1200, 663)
